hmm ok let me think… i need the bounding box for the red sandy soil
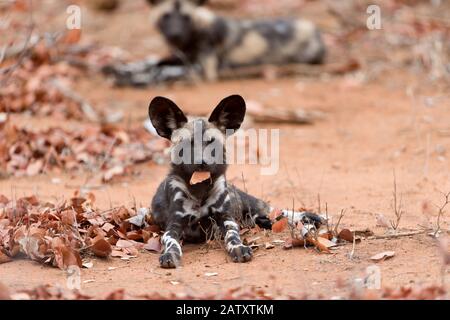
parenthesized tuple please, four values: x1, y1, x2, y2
(0, 0, 449, 298)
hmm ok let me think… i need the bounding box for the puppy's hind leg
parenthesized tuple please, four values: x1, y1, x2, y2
(229, 186, 272, 229)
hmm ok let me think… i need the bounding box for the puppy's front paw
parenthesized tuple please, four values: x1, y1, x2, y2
(229, 245, 253, 263)
(159, 252, 181, 268)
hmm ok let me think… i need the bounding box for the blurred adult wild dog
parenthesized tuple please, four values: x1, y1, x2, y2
(147, 0, 326, 81)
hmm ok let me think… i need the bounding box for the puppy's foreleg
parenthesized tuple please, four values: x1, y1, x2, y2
(221, 218, 252, 263)
(160, 221, 183, 268)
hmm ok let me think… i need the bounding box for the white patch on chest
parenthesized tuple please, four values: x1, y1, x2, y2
(173, 175, 228, 223)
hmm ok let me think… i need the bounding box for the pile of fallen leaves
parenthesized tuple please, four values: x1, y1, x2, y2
(0, 193, 162, 270)
(0, 54, 85, 118)
(1, 1, 125, 120)
(0, 119, 168, 180)
(0, 282, 446, 300)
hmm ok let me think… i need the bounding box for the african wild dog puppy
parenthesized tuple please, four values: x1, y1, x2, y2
(148, 94, 323, 268)
(147, 0, 326, 81)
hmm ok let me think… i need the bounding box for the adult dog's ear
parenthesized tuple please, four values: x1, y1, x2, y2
(148, 96, 188, 140)
(192, 0, 209, 5)
(208, 95, 246, 135)
(146, 0, 165, 6)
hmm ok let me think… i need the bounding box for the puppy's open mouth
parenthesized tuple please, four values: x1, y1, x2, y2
(190, 171, 211, 185)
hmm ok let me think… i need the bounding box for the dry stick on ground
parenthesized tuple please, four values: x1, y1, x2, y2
(368, 230, 426, 240)
(325, 202, 331, 234)
(348, 231, 357, 260)
(390, 170, 404, 231)
(317, 194, 322, 215)
(333, 208, 346, 236)
(287, 198, 296, 239)
(247, 107, 325, 125)
(240, 172, 247, 193)
(434, 191, 450, 237)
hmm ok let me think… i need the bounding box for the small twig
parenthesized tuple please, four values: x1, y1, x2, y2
(317, 194, 321, 214)
(325, 202, 331, 234)
(368, 230, 425, 240)
(390, 170, 404, 231)
(333, 208, 346, 235)
(348, 231, 356, 260)
(434, 191, 450, 236)
(240, 172, 247, 193)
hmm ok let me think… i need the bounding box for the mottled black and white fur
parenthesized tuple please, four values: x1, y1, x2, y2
(147, 0, 326, 81)
(148, 94, 322, 268)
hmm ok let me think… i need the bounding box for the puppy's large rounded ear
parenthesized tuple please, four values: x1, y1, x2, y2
(148, 96, 188, 140)
(208, 95, 246, 135)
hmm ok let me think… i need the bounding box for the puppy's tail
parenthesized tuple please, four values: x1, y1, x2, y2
(278, 209, 324, 228)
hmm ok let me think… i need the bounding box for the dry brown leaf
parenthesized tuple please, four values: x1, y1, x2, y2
(317, 237, 337, 249)
(124, 246, 139, 256)
(60, 210, 76, 225)
(338, 229, 354, 242)
(0, 252, 12, 264)
(370, 251, 395, 262)
(104, 288, 125, 300)
(26, 159, 44, 176)
(62, 29, 82, 45)
(116, 239, 134, 248)
(103, 165, 125, 182)
(91, 237, 112, 258)
(0, 195, 9, 205)
(283, 238, 305, 250)
(111, 250, 126, 257)
(126, 231, 142, 241)
(189, 171, 211, 185)
(112, 206, 129, 224)
(52, 238, 82, 269)
(319, 230, 333, 240)
(291, 238, 305, 247)
(101, 222, 115, 233)
(305, 236, 331, 253)
(283, 239, 293, 250)
(271, 217, 288, 233)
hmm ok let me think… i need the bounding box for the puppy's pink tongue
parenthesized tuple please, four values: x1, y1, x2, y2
(190, 171, 211, 185)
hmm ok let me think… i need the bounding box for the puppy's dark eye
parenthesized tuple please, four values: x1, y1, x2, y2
(162, 13, 170, 21)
